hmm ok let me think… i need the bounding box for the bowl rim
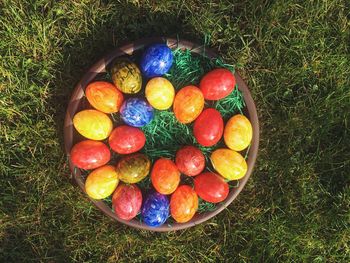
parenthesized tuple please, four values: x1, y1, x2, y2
(64, 37, 260, 232)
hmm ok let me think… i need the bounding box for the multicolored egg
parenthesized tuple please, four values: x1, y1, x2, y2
(194, 172, 229, 203)
(175, 146, 205, 176)
(140, 44, 173, 78)
(116, 153, 151, 184)
(141, 192, 169, 227)
(109, 125, 146, 154)
(145, 77, 175, 110)
(224, 114, 253, 151)
(110, 58, 142, 94)
(151, 158, 180, 195)
(200, 69, 236, 100)
(210, 148, 247, 181)
(73, 109, 113, 140)
(85, 165, 119, 200)
(85, 81, 124, 113)
(112, 184, 142, 221)
(193, 108, 224, 147)
(70, 140, 110, 170)
(120, 98, 154, 127)
(173, 86, 204, 124)
(170, 185, 198, 223)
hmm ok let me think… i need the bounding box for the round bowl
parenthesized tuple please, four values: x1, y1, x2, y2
(64, 37, 259, 232)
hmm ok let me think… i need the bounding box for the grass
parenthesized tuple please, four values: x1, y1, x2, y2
(0, 0, 349, 262)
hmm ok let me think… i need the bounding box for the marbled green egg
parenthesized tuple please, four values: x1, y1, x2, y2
(110, 58, 142, 94)
(116, 153, 151, 183)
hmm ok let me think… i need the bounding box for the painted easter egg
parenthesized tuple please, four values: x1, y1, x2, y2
(210, 148, 247, 181)
(120, 98, 154, 127)
(112, 184, 142, 221)
(200, 69, 236, 100)
(85, 81, 124, 113)
(109, 125, 146, 154)
(173, 86, 204, 124)
(140, 43, 173, 78)
(85, 165, 119, 200)
(224, 114, 253, 151)
(145, 77, 175, 110)
(141, 192, 169, 227)
(151, 158, 180, 195)
(70, 140, 110, 170)
(193, 108, 224, 147)
(194, 172, 229, 203)
(175, 146, 205, 176)
(170, 185, 198, 223)
(73, 109, 113, 140)
(110, 58, 142, 94)
(116, 153, 151, 184)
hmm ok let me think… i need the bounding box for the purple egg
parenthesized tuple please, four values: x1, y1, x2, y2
(141, 192, 169, 227)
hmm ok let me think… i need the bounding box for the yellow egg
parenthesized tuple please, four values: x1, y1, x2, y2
(73, 109, 113, 140)
(224, 114, 253, 151)
(145, 77, 175, 110)
(210, 148, 247, 181)
(85, 165, 119, 199)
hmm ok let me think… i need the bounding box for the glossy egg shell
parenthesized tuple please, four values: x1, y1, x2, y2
(200, 69, 236, 100)
(116, 153, 151, 184)
(70, 140, 110, 170)
(109, 125, 146, 154)
(73, 109, 113, 140)
(175, 146, 205, 176)
(110, 58, 142, 94)
(85, 81, 124, 113)
(194, 172, 229, 203)
(140, 44, 173, 78)
(224, 114, 253, 151)
(173, 86, 204, 124)
(151, 158, 180, 195)
(85, 165, 119, 200)
(112, 184, 142, 221)
(193, 108, 224, 147)
(120, 98, 154, 127)
(141, 192, 169, 227)
(145, 77, 175, 110)
(170, 185, 198, 223)
(210, 148, 247, 181)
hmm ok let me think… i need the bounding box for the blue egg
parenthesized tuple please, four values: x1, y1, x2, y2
(140, 44, 173, 78)
(120, 98, 154, 127)
(141, 192, 169, 227)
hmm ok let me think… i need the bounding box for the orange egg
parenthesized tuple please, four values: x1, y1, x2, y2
(224, 114, 253, 151)
(151, 158, 180, 195)
(173, 86, 204, 124)
(170, 185, 198, 223)
(85, 165, 119, 199)
(85, 81, 124, 113)
(73, 109, 113, 140)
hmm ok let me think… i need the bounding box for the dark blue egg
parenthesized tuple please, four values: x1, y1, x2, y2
(140, 44, 173, 78)
(141, 192, 169, 227)
(120, 98, 154, 127)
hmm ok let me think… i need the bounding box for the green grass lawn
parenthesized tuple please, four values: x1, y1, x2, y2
(1, 0, 349, 262)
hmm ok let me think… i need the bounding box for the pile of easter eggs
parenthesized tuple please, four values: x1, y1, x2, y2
(70, 43, 253, 227)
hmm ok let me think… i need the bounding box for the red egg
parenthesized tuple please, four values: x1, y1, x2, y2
(151, 158, 180, 195)
(70, 140, 110, 170)
(194, 172, 229, 203)
(175, 146, 205, 176)
(112, 184, 142, 221)
(109, 125, 146, 154)
(193, 108, 224, 147)
(170, 185, 198, 223)
(200, 69, 236, 100)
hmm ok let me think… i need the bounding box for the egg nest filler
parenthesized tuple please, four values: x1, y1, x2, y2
(64, 38, 259, 232)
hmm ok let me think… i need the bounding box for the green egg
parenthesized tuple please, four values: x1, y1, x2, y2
(116, 153, 151, 183)
(110, 58, 142, 94)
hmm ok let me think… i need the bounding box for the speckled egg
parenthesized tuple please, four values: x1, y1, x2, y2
(151, 158, 180, 195)
(145, 77, 175, 110)
(175, 146, 205, 176)
(170, 185, 198, 223)
(116, 153, 151, 184)
(141, 192, 169, 227)
(224, 114, 253, 151)
(120, 98, 154, 127)
(112, 184, 142, 221)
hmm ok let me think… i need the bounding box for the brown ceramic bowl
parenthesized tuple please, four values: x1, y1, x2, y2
(64, 37, 259, 232)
